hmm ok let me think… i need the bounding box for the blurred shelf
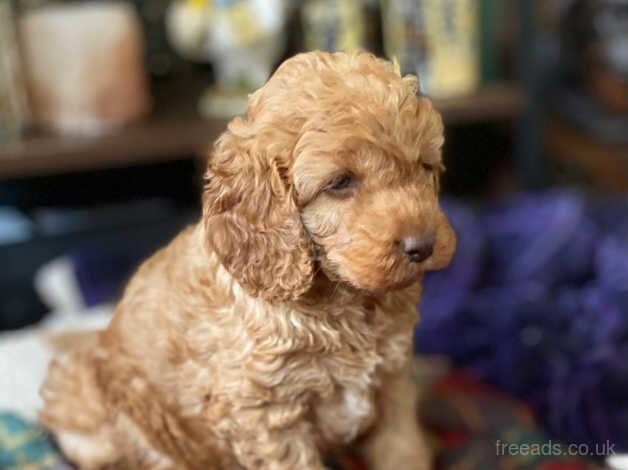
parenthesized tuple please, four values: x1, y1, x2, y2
(0, 67, 217, 181)
(0, 82, 524, 180)
(0, 115, 222, 180)
(432, 82, 526, 124)
(547, 116, 628, 191)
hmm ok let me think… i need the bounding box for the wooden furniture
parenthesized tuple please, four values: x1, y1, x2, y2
(547, 116, 628, 191)
(0, 81, 525, 180)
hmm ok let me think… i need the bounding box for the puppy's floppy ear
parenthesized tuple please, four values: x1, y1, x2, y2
(202, 124, 314, 303)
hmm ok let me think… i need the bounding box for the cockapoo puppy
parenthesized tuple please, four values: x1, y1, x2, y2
(40, 51, 456, 470)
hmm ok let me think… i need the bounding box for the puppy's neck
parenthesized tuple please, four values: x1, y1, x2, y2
(297, 271, 377, 309)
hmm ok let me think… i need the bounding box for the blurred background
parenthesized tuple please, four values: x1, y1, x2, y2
(1, 0, 628, 469)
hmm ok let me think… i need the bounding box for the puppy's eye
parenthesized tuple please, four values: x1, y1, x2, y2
(421, 162, 433, 172)
(326, 173, 356, 195)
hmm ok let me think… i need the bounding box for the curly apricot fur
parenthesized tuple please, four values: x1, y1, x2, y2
(40, 51, 455, 470)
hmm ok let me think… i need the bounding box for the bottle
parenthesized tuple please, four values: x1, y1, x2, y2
(381, 0, 479, 98)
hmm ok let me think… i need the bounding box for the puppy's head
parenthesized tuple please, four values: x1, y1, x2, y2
(203, 51, 456, 302)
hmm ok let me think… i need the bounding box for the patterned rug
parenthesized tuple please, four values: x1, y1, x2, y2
(0, 366, 604, 470)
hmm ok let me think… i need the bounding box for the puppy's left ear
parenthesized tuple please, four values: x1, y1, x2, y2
(202, 126, 314, 303)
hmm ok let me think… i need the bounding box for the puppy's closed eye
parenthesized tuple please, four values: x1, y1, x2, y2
(421, 161, 445, 173)
(326, 173, 357, 197)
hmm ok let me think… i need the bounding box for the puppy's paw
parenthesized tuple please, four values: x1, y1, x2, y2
(371, 451, 431, 470)
(365, 432, 432, 470)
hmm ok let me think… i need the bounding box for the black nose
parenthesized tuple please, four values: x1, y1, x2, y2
(402, 236, 434, 263)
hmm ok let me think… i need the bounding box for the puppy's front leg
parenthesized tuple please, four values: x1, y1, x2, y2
(232, 420, 325, 470)
(360, 367, 431, 470)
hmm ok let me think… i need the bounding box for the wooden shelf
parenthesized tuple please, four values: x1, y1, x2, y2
(0, 115, 222, 179)
(0, 82, 524, 180)
(547, 116, 628, 191)
(433, 82, 526, 124)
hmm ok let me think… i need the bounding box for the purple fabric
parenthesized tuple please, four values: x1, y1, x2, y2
(416, 190, 628, 451)
(480, 190, 597, 286)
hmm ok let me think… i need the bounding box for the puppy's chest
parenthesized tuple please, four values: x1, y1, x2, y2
(301, 318, 409, 444)
(310, 351, 380, 444)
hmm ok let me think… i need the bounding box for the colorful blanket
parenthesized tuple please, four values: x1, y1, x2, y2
(0, 370, 603, 470)
(0, 413, 70, 470)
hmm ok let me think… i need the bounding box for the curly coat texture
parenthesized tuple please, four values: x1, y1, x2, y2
(39, 51, 456, 470)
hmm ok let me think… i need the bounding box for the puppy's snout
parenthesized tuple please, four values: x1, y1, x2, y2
(401, 235, 434, 263)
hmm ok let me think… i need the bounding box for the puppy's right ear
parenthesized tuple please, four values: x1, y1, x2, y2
(202, 122, 314, 303)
